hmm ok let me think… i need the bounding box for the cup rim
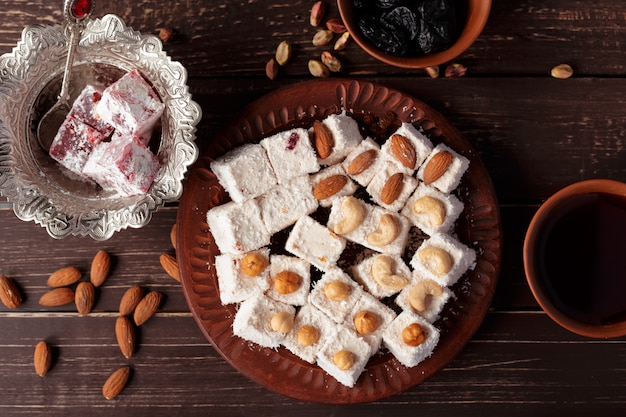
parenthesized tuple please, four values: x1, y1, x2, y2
(523, 179, 626, 338)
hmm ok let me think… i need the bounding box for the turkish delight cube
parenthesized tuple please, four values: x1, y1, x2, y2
(317, 112, 363, 166)
(401, 184, 464, 236)
(345, 292, 397, 352)
(285, 216, 346, 272)
(382, 310, 440, 368)
(82, 133, 160, 196)
(282, 303, 337, 363)
(210, 143, 278, 204)
(206, 198, 271, 255)
(49, 116, 108, 175)
(316, 324, 372, 387)
(341, 137, 383, 187)
(365, 161, 418, 212)
(257, 175, 318, 235)
(260, 128, 320, 183)
(68, 84, 114, 136)
(215, 249, 271, 305)
(417, 143, 470, 194)
(232, 294, 296, 349)
(380, 122, 433, 173)
(308, 268, 363, 324)
(96, 69, 164, 145)
(265, 255, 311, 306)
(410, 233, 477, 287)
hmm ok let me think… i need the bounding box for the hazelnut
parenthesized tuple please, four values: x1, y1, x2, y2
(297, 325, 320, 346)
(270, 311, 294, 334)
(274, 271, 302, 294)
(333, 349, 354, 370)
(240, 253, 267, 277)
(323, 280, 351, 301)
(354, 310, 379, 335)
(402, 323, 426, 347)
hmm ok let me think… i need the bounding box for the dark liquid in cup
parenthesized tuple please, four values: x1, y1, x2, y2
(536, 192, 626, 325)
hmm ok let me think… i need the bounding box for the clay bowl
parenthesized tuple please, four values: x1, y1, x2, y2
(523, 179, 626, 338)
(337, 0, 491, 69)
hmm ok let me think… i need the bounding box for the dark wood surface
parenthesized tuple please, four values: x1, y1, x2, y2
(1, 0, 625, 415)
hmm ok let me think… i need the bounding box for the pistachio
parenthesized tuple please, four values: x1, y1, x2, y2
(325, 18, 347, 34)
(308, 59, 330, 78)
(425, 66, 440, 78)
(265, 57, 279, 80)
(310, 1, 325, 27)
(275, 40, 292, 66)
(551, 63, 573, 79)
(312, 29, 333, 47)
(444, 63, 467, 78)
(334, 31, 350, 51)
(321, 51, 342, 73)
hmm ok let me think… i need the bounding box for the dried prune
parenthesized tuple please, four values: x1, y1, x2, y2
(359, 14, 410, 56)
(383, 6, 419, 40)
(375, 0, 406, 8)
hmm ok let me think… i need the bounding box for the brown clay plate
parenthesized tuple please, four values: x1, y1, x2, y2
(177, 79, 501, 404)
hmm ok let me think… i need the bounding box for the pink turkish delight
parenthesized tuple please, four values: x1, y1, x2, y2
(82, 133, 160, 197)
(49, 116, 108, 174)
(67, 84, 114, 136)
(96, 69, 164, 145)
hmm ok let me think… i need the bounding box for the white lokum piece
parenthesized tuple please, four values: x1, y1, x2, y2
(345, 292, 397, 352)
(232, 294, 296, 349)
(260, 128, 320, 183)
(82, 133, 160, 196)
(365, 161, 418, 212)
(327, 197, 411, 256)
(283, 303, 337, 364)
(215, 249, 271, 305)
(401, 184, 464, 236)
(351, 253, 413, 299)
(341, 137, 384, 187)
(309, 164, 358, 208)
(206, 198, 271, 255)
(96, 69, 164, 145)
(210, 143, 278, 203)
(308, 268, 363, 324)
(317, 112, 363, 166)
(285, 216, 346, 272)
(395, 275, 453, 323)
(257, 175, 318, 235)
(265, 255, 311, 306)
(410, 233, 477, 287)
(316, 324, 372, 387)
(417, 143, 470, 194)
(382, 310, 440, 368)
(380, 122, 433, 173)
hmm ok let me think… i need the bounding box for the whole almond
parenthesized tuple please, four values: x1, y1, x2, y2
(102, 366, 130, 400)
(34, 341, 52, 377)
(347, 149, 377, 175)
(313, 120, 334, 159)
(47, 266, 81, 288)
(423, 151, 453, 185)
(115, 316, 135, 359)
(74, 281, 95, 316)
(39, 287, 75, 307)
(0, 275, 22, 309)
(133, 291, 163, 326)
(90, 250, 110, 287)
(119, 285, 144, 317)
(391, 134, 417, 169)
(313, 175, 348, 200)
(381, 172, 404, 204)
(160, 253, 181, 282)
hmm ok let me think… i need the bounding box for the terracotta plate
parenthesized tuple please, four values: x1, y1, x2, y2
(177, 79, 501, 404)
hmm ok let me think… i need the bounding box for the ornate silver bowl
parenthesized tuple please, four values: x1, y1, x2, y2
(0, 14, 201, 240)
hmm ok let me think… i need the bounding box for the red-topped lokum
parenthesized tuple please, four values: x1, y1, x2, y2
(96, 69, 164, 145)
(67, 84, 114, 137)
(49, 116, 108, 174)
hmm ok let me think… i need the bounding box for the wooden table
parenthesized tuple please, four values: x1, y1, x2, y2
(1, 0, 625, 415)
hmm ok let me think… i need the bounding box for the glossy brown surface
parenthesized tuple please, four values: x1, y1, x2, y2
(177, 79, 501, 403)
(2, 0, 626, 416)
(337, 0, 492, 68)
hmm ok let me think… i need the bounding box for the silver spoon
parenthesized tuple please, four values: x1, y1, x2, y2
(37, 0, 96, 152)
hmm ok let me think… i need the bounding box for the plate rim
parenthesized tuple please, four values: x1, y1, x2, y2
(177, 78, 502, 403)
